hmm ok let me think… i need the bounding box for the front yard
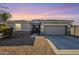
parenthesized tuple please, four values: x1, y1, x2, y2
(0, 33, 55, 55)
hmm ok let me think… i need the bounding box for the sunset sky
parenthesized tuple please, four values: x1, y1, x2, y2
(0, 3, 79, 24)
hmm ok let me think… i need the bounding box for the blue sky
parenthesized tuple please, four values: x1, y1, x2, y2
(0, 3, 79, 24)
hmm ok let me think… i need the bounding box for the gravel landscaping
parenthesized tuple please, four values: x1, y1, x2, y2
(0, 33, 55, 55)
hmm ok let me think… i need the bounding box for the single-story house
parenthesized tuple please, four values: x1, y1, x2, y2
(7, 19, 73, 35)
(32, 19, 73, 35)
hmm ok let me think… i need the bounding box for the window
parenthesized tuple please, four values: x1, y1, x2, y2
(15, 24, 21, 31)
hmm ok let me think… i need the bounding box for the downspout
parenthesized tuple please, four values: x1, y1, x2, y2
(69, 24, 72, 36)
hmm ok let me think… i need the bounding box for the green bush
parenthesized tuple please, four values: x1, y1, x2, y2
(0, 23, 14, 37)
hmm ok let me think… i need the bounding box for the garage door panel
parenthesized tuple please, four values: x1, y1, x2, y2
(44, 26, 65, 35)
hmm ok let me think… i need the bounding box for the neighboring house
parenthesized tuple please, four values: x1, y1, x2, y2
(70, 25, 79, 36)
(7, 20, 32, 32)
(7, 19, 73, 35)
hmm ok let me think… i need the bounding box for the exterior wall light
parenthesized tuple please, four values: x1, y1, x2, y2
(36, 26, 38, 28)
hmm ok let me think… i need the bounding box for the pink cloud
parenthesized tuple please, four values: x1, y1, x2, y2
(10, 5, 79, 21)
(10, 11, 79, 21)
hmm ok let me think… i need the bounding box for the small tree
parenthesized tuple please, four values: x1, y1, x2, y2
(0, 5, 11, 22)
(1, 12, 11, 22)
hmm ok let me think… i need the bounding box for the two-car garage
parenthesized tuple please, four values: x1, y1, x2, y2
(44, 25, 66, 35)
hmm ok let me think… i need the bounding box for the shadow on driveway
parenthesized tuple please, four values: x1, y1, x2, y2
(0, 32, 35, 46)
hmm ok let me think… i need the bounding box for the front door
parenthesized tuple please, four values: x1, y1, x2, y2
(32, 23, 40, 34)
(33, 25, 40, 34)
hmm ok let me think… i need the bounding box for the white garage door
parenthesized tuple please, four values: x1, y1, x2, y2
(44, 25, 65, 35)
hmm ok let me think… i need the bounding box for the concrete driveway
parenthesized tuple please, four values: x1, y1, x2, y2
(45, 35, 79, 49)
